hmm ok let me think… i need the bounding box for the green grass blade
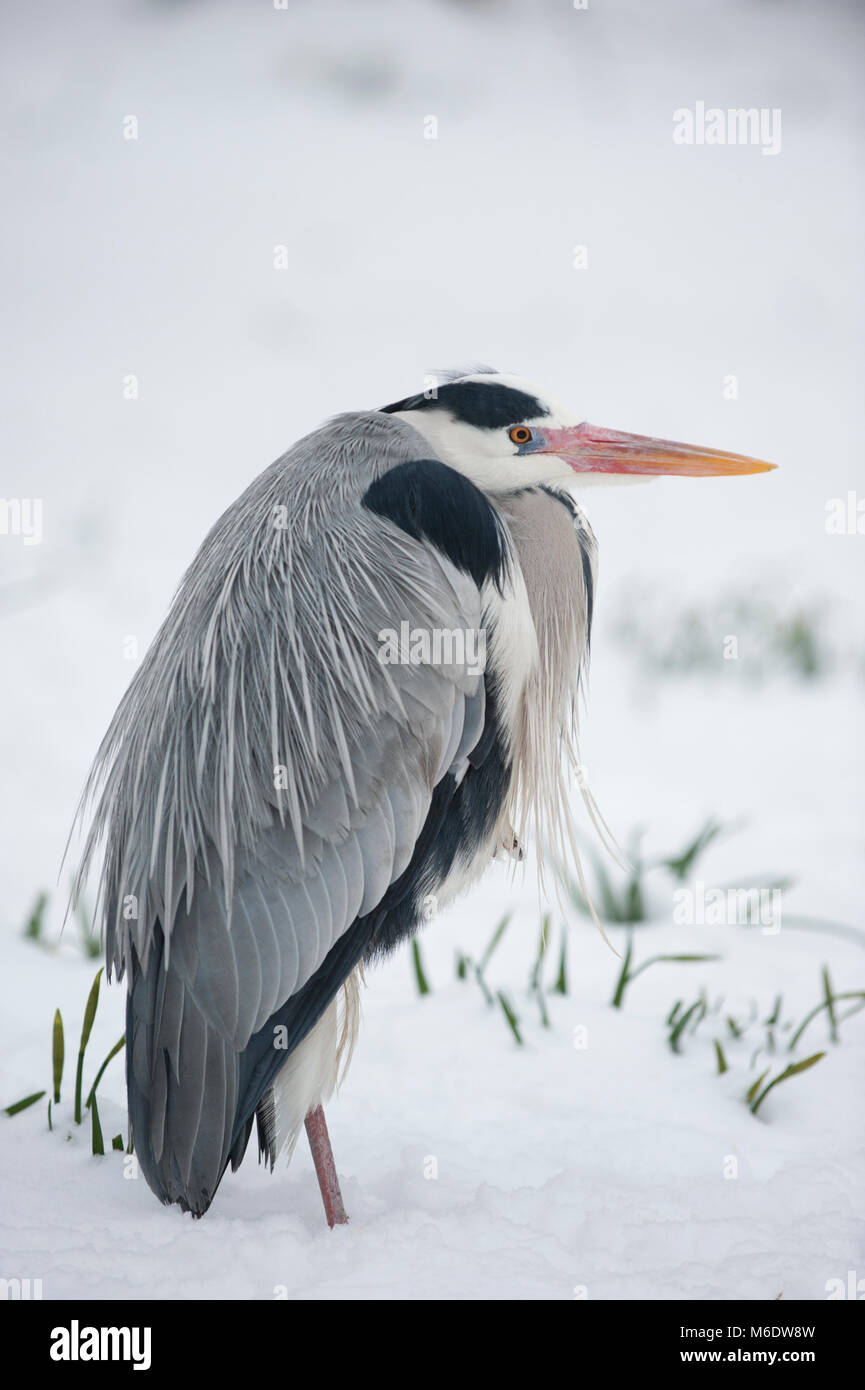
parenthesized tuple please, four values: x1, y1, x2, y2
(714, 1040, 728, 1075)
(750, 1052, 825, 1116)
(4, 1090, 46, 1116)
(411, 938, 430, 996)
(75, 969, 103, 1124)
(592, 854, 624, 922)
(24, 892, 49, 942)
(610, 934, 633, 1008)
(80, 969, 103, 1051)
(822, 966, 838, 1043)
(630, 954, 721, 979)
(530, 914, 551, 992)
(717, 874, 796, 896)
(787, 991, 865, 1051)
(112, 1134, 124, 1151)
(619, 953, 719, 1010)
(530, 915, 552, 1026)
(478, 914, 511, 973)
(496, 991, 523, 1045)
(668, 1000, 701, 1053)
(85, 1036, 126, 1110)
(536, 989, 550, 1028)
(90, 1093, 104, 1155)
(52, 1009, 64, 1104)
(74, 892, 101, 960)
(553, 928, 568, 995)
(623, 871, 645, 923)
(472, 965, 494, 1006)
(746, 1068, 771, 1106)
(566, 849, 626, 921)
(661, 817, 724, 880)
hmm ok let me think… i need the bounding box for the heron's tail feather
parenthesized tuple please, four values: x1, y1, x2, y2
(126, 928, 365, 1216)
(126, 925, 240, 1218)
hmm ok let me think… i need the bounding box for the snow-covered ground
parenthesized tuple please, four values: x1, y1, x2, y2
(4, 664, 863, 1301)
(1, 0, 863, 1300)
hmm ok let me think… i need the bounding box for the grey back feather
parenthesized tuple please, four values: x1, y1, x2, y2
(76, 411, 481, 980)
(74, 412, 491, 1209)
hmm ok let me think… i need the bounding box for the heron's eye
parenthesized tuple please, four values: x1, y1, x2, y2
(509, 426, 533, 445)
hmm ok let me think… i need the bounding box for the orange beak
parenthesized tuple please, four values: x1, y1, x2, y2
(538, 422, 776, 477)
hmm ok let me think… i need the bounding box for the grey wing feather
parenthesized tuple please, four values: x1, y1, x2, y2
(76, 411, 493, 1212)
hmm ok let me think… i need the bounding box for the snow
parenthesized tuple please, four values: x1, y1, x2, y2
(1, 0, 863, 1300)
(3, 864, 864, 1301)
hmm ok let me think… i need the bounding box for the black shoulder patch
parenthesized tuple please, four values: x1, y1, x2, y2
(381, 381, 549, 430)
(362, 457, 508, 590)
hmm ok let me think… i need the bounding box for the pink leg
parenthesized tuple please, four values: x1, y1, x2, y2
(304, 1105, 348, 1228)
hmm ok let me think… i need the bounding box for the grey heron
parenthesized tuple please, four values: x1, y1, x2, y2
(76, 367, 773, 1223)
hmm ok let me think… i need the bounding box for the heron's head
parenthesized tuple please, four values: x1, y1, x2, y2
(382, 367, 775, 494)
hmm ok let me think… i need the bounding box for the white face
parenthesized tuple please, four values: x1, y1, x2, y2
(389, 373, 584, 495)
(387, 369, 775, 492)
